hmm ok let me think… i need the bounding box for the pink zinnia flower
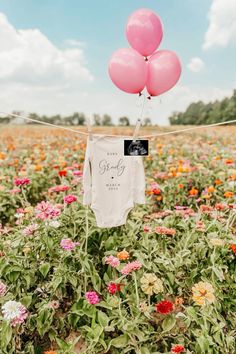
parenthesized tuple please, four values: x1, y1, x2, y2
(85, 291, 100, 305)
(9, 188, 21, 194)
(0, 282, 7, 297)
(14, 177, 31, 186)
(2, 301, 28, 327)
(63, 194, 78, 204)
(48, 185, 70, 193)
(175, 206, 196, 218)
(35, 201, 61, 220)
(73, 170, 83, 176)
(143, 225, 151, 232)
(22, 223, 39, 236)
(60, 238, 80, 250)
(120, 260, 142, 275)
(215, 203, 228, 211)
(200, 205, 214, 214)
(229, 203, 236, 209)
(105, 255, 120, 268)
(48, 300, 60, 309)
(155, 226, 176, 236)
(196, 221, 206, 232)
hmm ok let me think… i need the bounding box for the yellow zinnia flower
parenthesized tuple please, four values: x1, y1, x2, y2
(192, 281, 215, 306)
(140, 273, 164, 295)
(209, 238, 225, 246)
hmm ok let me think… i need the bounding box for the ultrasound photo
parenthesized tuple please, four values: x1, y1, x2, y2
(124, 140, 149, 156)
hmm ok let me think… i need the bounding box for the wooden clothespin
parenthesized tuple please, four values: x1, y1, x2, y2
(132, 118, 142, 142)
(86, 117, 93, 141)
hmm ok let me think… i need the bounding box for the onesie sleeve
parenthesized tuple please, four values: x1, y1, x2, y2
(133, 157, 146, 204)
(82, 138, 92, 205)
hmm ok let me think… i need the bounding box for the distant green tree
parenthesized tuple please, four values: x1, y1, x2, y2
(93, 114, 102, 126)
(169, 89, 236, 125)
(143, 117, 152, 126)
(102, 114, 113, 126)
(118, 116, 130, 126)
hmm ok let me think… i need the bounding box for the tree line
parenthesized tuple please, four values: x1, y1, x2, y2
(2, 88, 235, 126)
(0, 112, 152, 126)
(169, 89, 236, 125)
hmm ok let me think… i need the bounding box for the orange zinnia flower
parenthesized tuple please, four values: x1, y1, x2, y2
(224, 191, 234, 198)
(0, 152, 6, 160)
(189, 188, 198, 196)
(224, 159, 234, 165)
(230, 174, 236, 181)
(207, 186, 215, 193)
(178, 184, 184, 189)
(117, 250, 129, 260)
(44, 351, 57, 354)
(175, 297, 184, 305)
(35, 165, 42, 171)
(214, 179, 222, 185)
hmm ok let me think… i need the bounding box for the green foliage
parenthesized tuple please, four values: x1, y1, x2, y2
(0, 130, 236, 353)
(169, 88, 236, 125)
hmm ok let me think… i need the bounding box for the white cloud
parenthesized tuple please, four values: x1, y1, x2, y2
(187, 57, 205, 72)
(0, 12, 233, 126)
(0, 12, 93, 84)
(203, 0, 236, 49)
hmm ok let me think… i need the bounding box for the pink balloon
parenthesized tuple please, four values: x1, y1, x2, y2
(108, 48, 147, 94)
(126, 8, 163, 57)
(146, 50, 182, 96)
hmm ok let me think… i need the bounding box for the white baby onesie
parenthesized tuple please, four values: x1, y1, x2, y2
(82, 135, 146, 228)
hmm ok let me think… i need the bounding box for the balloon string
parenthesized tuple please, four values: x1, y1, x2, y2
(132, 93, 146, 141)
(1, 111, 236, 139)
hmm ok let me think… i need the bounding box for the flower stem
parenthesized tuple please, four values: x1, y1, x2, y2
(133, 272, 139, 308)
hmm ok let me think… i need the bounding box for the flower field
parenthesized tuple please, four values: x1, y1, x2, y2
(0, 125, 236, 354)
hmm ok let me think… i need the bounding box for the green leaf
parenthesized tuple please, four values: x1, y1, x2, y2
(36, 308, 53, 337)
(196, 335, 210, 352)
(51, 275, 63, 291)
(97, 310, 109, 328)
(162, 315, 176, 332)
(1, 321, 12, 349)
(109, 334, 129, 348)
(21, 294, 32, 307)
(39, 263, 51, 278)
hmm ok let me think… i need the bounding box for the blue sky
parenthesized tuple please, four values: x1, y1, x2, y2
(0, 0, 235, 124)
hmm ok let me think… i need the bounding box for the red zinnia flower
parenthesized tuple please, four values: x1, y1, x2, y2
(156, 300, 174, 314)
(63, 194, 77, 204)
(230, 244, 236, 255)
(171, 344, 185, 353)
(59, 170, 67, 177)
(107, 282, 121, 295)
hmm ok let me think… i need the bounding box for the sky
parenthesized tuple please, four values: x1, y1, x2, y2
(0, 0, 235, 125)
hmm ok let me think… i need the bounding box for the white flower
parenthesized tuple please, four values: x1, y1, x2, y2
(48, 220, 60, 228)
(2, 301, 22, 320)
(15, 213, 24, 219)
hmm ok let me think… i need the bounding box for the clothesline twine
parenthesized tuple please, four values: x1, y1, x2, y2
(1, 111, 236, 139)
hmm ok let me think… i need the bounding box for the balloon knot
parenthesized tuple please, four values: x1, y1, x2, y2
(139, 92, 142, 97)
(147, 96, 151, 100)
(145, 57, 148, 61)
